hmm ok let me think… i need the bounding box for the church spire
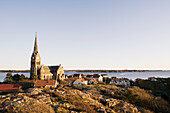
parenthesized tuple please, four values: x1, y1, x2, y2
(34, 32, 38, 52)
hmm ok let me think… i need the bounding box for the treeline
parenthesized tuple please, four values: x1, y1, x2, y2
(65, 70, 162, 73)
(0, 70, 29, 73)
(3, 73, 27, 83)
(3, 73, 38, 83)
(2, 73, 37, 89)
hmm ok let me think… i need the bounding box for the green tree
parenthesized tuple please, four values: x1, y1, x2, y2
(20, 74, 25, 80)
(12, 74, 21, 81)
(30, 73, 38, 80)
(4, 73, 13, 83)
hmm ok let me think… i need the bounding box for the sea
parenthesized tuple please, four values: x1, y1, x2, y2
(0, 71, 170, 82)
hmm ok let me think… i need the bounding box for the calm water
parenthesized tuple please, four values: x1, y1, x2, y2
(0, 71, 170, 82)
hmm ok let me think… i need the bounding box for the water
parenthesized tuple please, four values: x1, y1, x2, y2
(0, 71, 170, 82)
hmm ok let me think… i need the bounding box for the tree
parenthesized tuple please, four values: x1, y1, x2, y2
(12, 74, 21, 81)
(20, 74, 25, 80)
(30, 73, 38, 80)
(4, 73, 13, 83)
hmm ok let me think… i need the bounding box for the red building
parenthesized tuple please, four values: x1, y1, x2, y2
(0, 84, 21, 91)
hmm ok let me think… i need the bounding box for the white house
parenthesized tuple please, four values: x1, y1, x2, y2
(110, 78, 130, 86)
(92, 74, 103, 82)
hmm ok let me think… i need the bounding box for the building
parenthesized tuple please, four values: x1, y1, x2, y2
(39, 65, 65, 81)
(34, 80, 58, 88)
(0, 84, 21, 91)
(101, 74, 108, 78)
(101, 74, 108, 82)
(148, 77, 158, 81)
(30, 33, 65, 81)
(87, 79, 98, 85)
(93, 74, 103, 82)
(72, 78, 88, 85)
(110, 78, 130, 86)
(65, 74, 70, 79)
(86, 74, 103, 82)
(72, 73, 83, 78)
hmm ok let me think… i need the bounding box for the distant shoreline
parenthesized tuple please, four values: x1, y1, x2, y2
(64, 70, 164, 73)
(0, 69, 165, 73)
(0, 70, 30, 73)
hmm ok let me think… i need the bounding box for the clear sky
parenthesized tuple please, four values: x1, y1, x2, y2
(0, 0, 170, 70)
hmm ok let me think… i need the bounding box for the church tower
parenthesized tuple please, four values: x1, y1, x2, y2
(30, 33, 41, 76)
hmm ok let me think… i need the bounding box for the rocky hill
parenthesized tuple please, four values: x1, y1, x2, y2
(0, 82, 170, 113)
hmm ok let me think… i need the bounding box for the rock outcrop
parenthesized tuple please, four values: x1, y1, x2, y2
(0, 93, 54, 113)
(0, 87, 148, 113)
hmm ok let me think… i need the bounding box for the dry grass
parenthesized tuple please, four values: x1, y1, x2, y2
(127, 86, 170, 113)
(52, 87, 97, 113)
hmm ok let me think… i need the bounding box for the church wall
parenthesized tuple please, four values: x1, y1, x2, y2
(56, 66, 65, 81)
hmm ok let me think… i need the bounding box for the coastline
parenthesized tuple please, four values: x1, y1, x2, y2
(64, 70, 164, 73)
(0, 70, 30, 73)
(0, 69, 164, 73)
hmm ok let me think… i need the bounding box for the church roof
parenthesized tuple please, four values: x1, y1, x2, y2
(31, 33, 40, 58)
(34, 33, 38, 52)
(40, 65, 61, 74)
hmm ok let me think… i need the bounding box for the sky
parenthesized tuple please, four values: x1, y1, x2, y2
(0, 0, 170, 70)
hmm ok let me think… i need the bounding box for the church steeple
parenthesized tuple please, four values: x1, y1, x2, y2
(34, 32, 38, 52)
(30, 32, 41, 77)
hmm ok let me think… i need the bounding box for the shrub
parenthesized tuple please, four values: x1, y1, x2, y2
(126, 87, 170, 113)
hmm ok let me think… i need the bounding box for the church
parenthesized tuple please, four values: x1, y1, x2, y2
(30, 33, 65, 81)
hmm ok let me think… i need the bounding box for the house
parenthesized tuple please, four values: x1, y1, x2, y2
(72, 78, 88, 85)
(72, 73, 83, 78)
(101, 74, 108, 78)
(86, 74, 103, 82)
(110, 78, 130, 86)
(111, 77, 117, 80)
(148, 77, 157, 81)
(86, 75, 93, 78)
(34, 80, 58, 88)
(81, 74, 86, 78)
(101, 74, 108, 82)
(68, 75, 73, 78)
(92, 74, 103, 82)
(0, 84, 21, 91)
(88, 79, 98, 85)
(65, 74, 70, 79)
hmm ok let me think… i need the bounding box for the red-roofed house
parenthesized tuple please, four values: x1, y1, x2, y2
(0, 84, 21, 91)
(72, 78, 88, 85)
(148, 77, 157, 81)
(88, 79, 98, 85)
(34, 80, 58, 88)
